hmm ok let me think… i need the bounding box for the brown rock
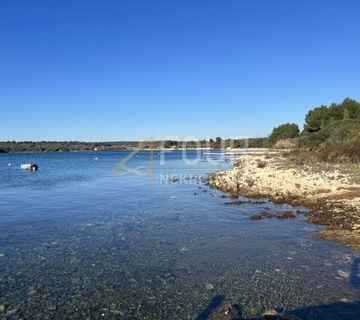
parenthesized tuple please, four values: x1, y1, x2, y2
(211, 303, 233, 320)
(275, 211, 297, 219)
(262, 309, 280, 319)
(262, 211, 274, 219)
(250, 214, 262, 221)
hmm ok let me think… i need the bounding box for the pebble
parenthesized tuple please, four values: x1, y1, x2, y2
(204, 282, 214, 290)
(0, 305, 5, 313)
(246, 305, 261, 316)
(262, 309, 278, 318)
(337, 270, 350, 278)
(48, 305, 57, 311)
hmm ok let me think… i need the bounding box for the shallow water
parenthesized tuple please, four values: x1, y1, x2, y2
(0, 151, 359, 319)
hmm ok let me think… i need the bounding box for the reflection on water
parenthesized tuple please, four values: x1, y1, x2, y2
(0, 151, 359, 319)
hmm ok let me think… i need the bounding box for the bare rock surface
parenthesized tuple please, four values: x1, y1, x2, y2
(207, 152, 360, 250)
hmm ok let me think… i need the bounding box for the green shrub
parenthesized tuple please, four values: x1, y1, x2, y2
(300, 106, 360, 149)
(269, 123, 300, 146)
(304, 97, 360, 133)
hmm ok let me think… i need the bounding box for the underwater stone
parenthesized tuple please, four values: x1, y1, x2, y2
(204, 282, 214, 290)
(337, 270, 350, 278)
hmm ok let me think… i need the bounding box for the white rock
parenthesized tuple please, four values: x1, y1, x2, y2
(337, 270, 350, 278)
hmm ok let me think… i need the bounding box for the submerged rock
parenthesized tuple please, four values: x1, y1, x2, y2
(275, 211, 297, 219)
(262, 309, 279, 319)
(316, 229, 360, 251)
(225, 200, 249, 205)
(250, 214, 262, 221)
(225, 199, 268, 205)
(337, 270, 350, 278)
(210, 303, 234, 320)
(262, 309, 300, 319)
(262, 211, 274, 219)
(204, 282, 214, 290)
(249, 212, 274, 221)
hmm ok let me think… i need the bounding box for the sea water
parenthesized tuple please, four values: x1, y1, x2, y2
(0, 151, 359, 319)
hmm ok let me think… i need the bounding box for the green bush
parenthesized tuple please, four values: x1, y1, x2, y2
(300, 119, 360, 149)
(269, 123, 300, 145)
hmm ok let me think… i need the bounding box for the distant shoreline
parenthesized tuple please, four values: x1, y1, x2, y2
(0, 148, 216, 154)
(0, 138, 267, 153)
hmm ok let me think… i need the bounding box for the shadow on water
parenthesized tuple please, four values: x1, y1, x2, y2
(292, 301, 360, 320)
(197, 298, 360, 320)
(197, 295, 225, 320)
(350, 257, 360, 289)
(198, 255, 360, 319)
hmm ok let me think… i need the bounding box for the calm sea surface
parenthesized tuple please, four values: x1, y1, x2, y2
(0, 151, 359, 319)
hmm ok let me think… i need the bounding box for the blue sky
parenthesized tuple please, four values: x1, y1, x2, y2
(0, 0, 359, 141)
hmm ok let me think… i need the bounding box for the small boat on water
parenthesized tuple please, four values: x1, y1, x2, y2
(21, 164, 39, 171)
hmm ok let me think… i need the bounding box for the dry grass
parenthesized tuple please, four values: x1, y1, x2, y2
(323, 188, 360, 201)
(284, 149, 360, 176)
(317, 143, 360, 163)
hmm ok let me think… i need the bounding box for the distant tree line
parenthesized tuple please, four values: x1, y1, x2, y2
(0, 137, 270, 153)
(2, 98, 359, 158)
(162, 137, 268, 149)
(0, 141, 138, 153)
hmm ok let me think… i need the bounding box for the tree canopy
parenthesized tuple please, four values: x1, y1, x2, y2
(269, 123, 300, 145)
(304, 98, 360, 133)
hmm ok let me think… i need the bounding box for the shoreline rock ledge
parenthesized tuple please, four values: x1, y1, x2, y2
(206, 153, 360, 251)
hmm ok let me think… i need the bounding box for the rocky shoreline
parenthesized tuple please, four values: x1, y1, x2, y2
(207, 152, 360, 251)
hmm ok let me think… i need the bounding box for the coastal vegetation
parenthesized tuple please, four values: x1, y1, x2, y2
(300, 98, 360, 149)
(269, 97, 360, 162)
(268, 123, 300, 145)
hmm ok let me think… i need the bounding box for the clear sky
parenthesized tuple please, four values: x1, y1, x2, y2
(0, 0, 359, 141)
